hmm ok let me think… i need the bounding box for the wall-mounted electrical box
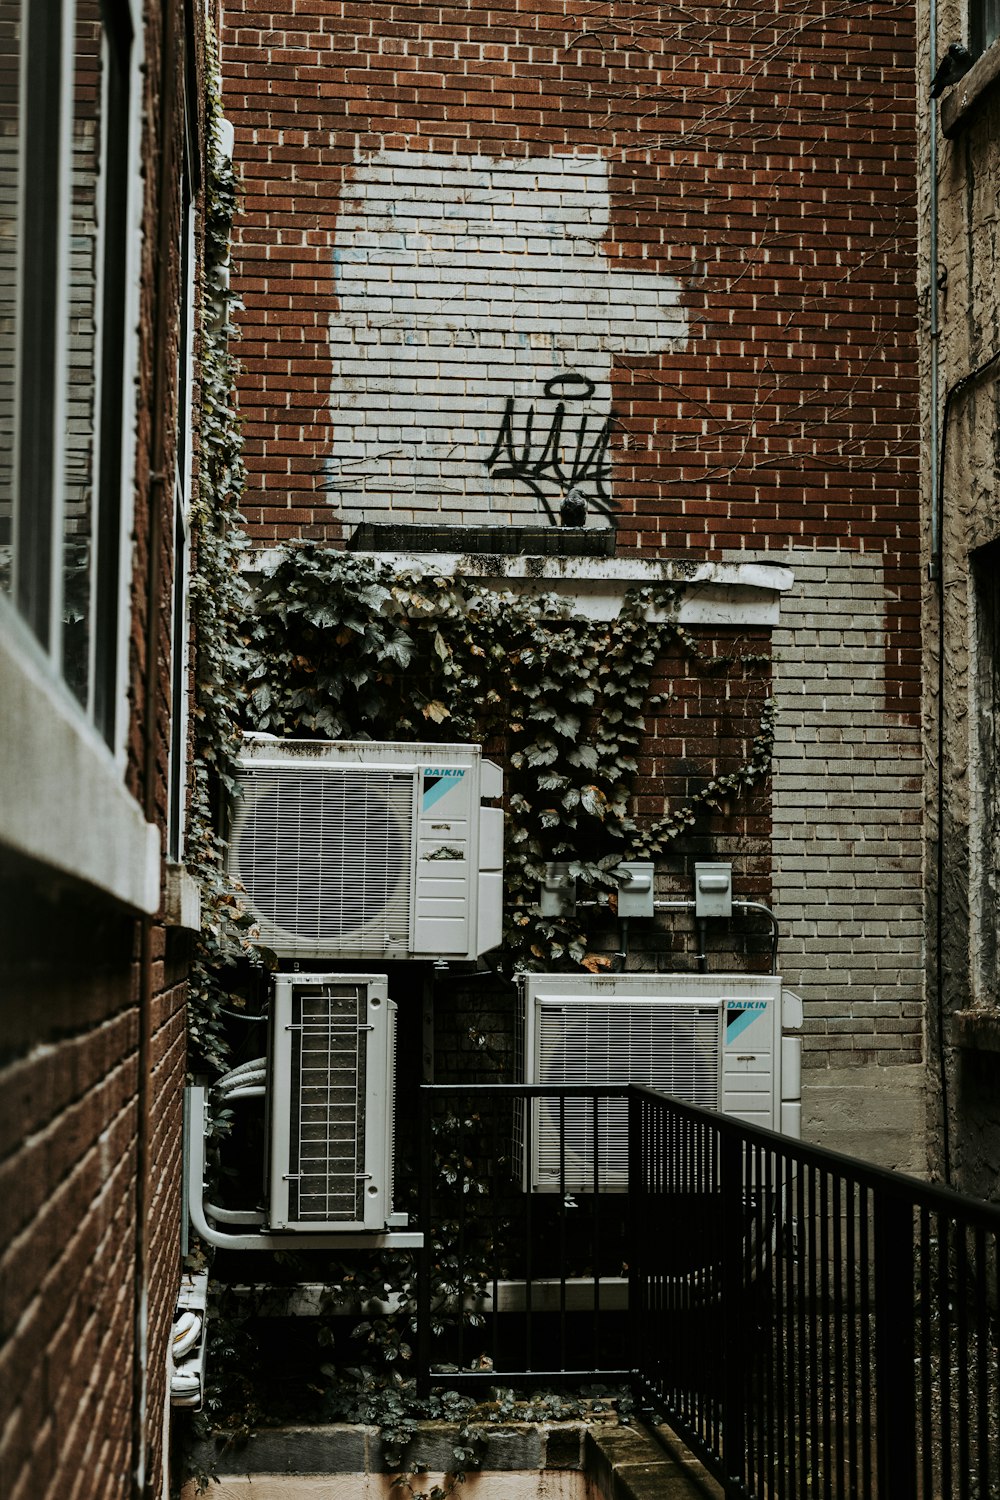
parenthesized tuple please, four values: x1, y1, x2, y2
(615, 861, 655, 918)
(540, 862, 577, 919)
(694, 862, 733, 918)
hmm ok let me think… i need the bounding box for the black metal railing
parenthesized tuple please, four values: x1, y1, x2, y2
(416, 1083, 634, 1391)
(416, 1082, 1000, 1499)
(630, 1084, 1000, 1500)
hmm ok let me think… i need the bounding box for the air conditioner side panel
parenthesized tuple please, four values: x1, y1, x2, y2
(267, 980, 295, 1229)
(476, 806, 504, 956)
(360, 991, 395, 1229)
(412, 761, 477, 955)
(720, 981, 781, 1130)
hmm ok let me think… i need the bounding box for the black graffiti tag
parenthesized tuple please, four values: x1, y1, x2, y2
(484, 373, 617, 526)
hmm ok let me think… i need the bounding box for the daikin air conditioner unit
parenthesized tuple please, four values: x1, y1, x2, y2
(229, 737, 504, 961)
(268, 973, 397, 1232)
(518, 973, 801, 1191)
(186, 973, 422, 1249)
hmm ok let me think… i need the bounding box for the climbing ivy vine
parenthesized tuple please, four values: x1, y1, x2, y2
(239, 542, 775, 971)
(185, 32, 258, 1076)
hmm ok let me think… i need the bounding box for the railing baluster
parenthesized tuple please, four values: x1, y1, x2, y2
(808, 1165, 821, 1499)
(490, 1100, 500, 1377)
(558, 1093, 567, 1372)
(859, 1184, 872, 1500)
(416, 1091, 432, 1398)
(918, 1206, 933, 1500)
(721, 1131, 747, 1491)
(957, 1219, 970, 1500)
(775, 1145, 788, 1500)
(832, 1174, 844, 1500)
(940, 1215, 952, 1499)
(591, 1094, 600, 1372)
(973, 1224, 988, 1500)
(820, 1168, 832, 1500)
(873, 1187, 917, 1500)
(846, 1181, 858, 1500)
(457, 1104, 466, 1372)
(524, 1087, 534, 1374)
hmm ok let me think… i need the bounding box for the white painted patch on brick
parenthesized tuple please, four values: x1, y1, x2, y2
(325, 151, 688, 529)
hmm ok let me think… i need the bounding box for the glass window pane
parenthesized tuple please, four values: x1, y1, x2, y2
(971, 0, 1000, 56)
(17, 0, 64, 648)
(0, 0, 18, 595)
(92, 4, 129, 746)
(62, 0, 102, 705)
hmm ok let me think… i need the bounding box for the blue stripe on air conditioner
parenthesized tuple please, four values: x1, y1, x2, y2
(422, 769, 466, 811)
(725, 1002, 767, 1044)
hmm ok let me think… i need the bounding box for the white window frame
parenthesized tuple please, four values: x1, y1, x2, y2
(0, 0, 159, 913)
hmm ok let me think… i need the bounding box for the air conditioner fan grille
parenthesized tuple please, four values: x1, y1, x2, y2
(534, 1001, 722, 1186)
(235, 767, 412, 951)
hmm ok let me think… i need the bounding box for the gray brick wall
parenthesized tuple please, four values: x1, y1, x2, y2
(763, 548, 923, 1070)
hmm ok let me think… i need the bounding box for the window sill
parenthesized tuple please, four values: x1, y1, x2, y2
(0, 606, 160, 914)
(165, 863, 202, 931)
(954, 1008, 1000, 1053)
(941, 40, 1000, 137)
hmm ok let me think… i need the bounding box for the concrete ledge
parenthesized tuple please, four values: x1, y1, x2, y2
(185, 1418, 711, 1497)
(650, 1422, 725, 1499)
(251, 547, 793, 625)
(189, 1421, 578, 1478)
(955, 1008, 1000, 1054)
(585, 1425, 716, 1500)
(941, 38, 1000, 137)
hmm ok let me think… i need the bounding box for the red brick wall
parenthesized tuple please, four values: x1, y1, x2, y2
(0, 1, 205, 1496)
(0, 893, 188, 1500)
(219, 0, 919, 721)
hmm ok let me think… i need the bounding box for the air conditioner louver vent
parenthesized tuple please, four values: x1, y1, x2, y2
(288, 986, 368, 1224)
(532, 1000, 723, 1189)
(235, 767, 413, 952)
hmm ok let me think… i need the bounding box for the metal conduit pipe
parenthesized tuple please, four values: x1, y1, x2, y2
(652, 898, 780, 975)
(546, 895, 781, 972)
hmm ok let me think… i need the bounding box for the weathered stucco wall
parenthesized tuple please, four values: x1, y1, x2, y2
(924, 12, 1000, 1198)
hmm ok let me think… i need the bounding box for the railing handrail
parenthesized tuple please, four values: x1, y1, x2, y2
(418, 1080, 1000, 1229)
(627, 1080, 1000, 1227)
(418, 1082, 632, 1097)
